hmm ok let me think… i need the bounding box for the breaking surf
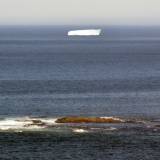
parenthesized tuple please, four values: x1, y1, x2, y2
(0, 116, 159, 134)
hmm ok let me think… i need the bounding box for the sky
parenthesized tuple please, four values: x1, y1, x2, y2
(0, 0, 160, 25)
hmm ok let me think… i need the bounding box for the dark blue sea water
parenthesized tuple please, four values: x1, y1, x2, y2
(0, 26, 160, 159)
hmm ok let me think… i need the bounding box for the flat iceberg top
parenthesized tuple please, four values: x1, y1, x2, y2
(68, 29, 101, 36)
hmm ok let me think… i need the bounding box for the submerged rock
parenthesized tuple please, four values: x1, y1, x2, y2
(24, 119, 46, 127)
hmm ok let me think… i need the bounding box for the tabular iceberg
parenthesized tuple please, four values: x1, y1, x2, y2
(68, 29, 101, 36)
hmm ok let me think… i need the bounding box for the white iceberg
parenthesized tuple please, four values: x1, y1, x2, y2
(68, 29, 101, 36)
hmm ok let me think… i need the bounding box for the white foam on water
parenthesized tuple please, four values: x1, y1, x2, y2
(0, 119, 30, 130)
(68, 29, 101, 36)
(72, 129, 88, 133)
(104, 127, 117, 131)
(40, 118, 57, 125)
(100, 116, 125, 122)
(0, 117, 58, 131)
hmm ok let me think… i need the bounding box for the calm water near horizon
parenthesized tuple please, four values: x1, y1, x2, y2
(0, 26, 160, 159)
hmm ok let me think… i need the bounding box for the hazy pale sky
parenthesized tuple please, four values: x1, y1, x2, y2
(0, 0, 160, 25)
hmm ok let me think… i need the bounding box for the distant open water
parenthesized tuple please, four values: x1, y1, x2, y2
(0, 26, 160, 159)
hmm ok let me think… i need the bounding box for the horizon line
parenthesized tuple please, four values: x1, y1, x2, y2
(0, 24, 160, 27)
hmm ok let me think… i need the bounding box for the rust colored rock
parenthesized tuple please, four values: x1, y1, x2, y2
(55, 116, 124, 123)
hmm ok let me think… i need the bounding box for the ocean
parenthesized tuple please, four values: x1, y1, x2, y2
(0, 26, 160, 159)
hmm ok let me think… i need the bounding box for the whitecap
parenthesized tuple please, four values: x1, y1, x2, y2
(72, 128, 88, 133)
(0, 117, 58, 131)
(100, 116, 125, 122)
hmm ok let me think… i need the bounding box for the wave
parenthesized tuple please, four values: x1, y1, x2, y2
(72, 129, 88, 133)
(0, 117, 57, 131)
(0, 116, 159, 133)
(0, 116, 124, 131)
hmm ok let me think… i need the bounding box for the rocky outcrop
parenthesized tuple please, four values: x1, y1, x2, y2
(56, 116, 124, 123)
